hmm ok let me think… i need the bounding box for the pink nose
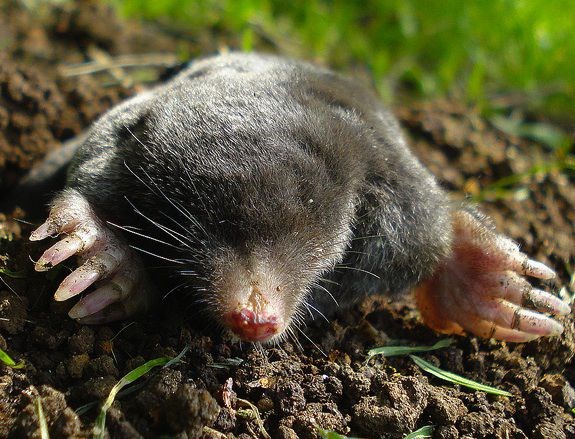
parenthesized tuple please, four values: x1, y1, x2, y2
(225, 308, 281, 342)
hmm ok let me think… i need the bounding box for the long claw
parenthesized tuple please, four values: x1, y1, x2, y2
(54, 252, 121, 301)
(76, 284, 152, 325)
(485, 272, 569, 316)
(68, 270, 137, 318)
(461, 317, 539, 343)
(68, 285, 121, 319)
(30, 221, 60, 241)
(35, 235, 83, 271)
(474, 299, 564, 336)
(30, 200, 82, 241)
(525, 288, 571, 315)
(509, 255, 556, 280)
(55, 269, 101, 301)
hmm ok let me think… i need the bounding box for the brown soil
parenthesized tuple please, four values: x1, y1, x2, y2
(0, 2, 574, 438)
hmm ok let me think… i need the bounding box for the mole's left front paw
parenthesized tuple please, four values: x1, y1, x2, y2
(30, 189, 155, 324)
(415, 210, 571, 342)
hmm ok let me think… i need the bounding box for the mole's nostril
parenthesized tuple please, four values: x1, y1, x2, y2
(225, 308, 281, 342)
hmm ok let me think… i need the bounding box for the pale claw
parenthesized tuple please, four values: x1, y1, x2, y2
(518, 257, 557, 280)
(416, 209, 571, 342)
(68, 263, 141, 319)
(54, 251, 123, 301)
(68, 263, 154, 324)
(75, 288, 152, 324)
(470, 295, 564, 336)
(457, 317, 539, 343)
(525, 288, 571, 315)
(30, 188, 154, 321)
(493, 234, 557, 280)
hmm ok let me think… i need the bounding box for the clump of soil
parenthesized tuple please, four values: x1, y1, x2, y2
(0, 2, 573, 438)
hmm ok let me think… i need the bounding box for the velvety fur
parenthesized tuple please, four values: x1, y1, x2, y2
(42, 53, 454, 324)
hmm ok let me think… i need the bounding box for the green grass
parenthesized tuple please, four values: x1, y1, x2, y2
(410, 355, 512, 397)
(404, 425, 434, 439)
(0, 346, 25, 369)
(366, 338, 454, 359)
(365, 340, 511, 396)
(92, 347, 188, 438)
(34, 398, 50, 439)
(108, 0, 574, 199)
(110, 0, 575, 120)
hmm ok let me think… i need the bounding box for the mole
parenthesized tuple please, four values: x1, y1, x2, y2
(28, 53, 570, 343)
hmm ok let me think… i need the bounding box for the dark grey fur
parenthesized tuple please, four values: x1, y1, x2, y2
(28, 53, 454, 322)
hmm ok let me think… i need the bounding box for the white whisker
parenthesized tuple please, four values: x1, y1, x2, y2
(334, 264, 380, 279)
(125, 197, 194, 250)
(306, 302, 330, 323)
(162, 282, 188, 300)
(313, 282, 339, 306)
(129, 245, 185, 264)
(108, 220, 183, 250)
(294, 325, 326, 357)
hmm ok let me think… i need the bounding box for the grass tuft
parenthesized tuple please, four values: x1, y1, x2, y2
(110, 0, 575, 120)
(366, 340, 510, 396)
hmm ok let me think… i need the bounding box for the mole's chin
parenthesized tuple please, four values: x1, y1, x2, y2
(224, 308, 284, 342)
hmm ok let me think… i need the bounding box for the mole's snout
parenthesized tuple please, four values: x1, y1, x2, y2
(216, 260, 290, 342)
(225, 308, 282, 342)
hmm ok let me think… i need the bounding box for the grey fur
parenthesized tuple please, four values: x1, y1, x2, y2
(30, 53, 454, 322)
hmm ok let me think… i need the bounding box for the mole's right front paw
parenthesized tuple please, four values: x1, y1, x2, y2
(30, 189, 155, 323)
(414, 210, 570, 342)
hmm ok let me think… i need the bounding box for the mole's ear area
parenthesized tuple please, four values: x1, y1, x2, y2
(413, 209, 571, 343)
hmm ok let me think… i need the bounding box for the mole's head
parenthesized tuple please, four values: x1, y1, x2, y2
(182, 159, 357, 343)
(116, 76, 371, 342)
(126, 132, 362, 343)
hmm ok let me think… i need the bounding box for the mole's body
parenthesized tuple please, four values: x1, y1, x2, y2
(30, 53, 569, 343)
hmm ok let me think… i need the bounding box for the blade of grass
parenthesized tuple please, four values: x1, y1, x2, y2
(92, 347, 187, 439)
(490, 115, 571, 151)
(78, 347, 189, 418)
(237, 398, 271, 439)
(164, 345, 189, 367)
(316, 426, 364, 439)
(75, 380, 148, 416)
(404, 425, 434, 438)
(0, 346, 25, 369)
(410, 355, 511, 396)
(35, 398, 50, 439)
(367, 338, 453, 359)
(0, 267, 26, 278)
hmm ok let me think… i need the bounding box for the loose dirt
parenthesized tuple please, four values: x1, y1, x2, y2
(1, 2, 573, 438)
